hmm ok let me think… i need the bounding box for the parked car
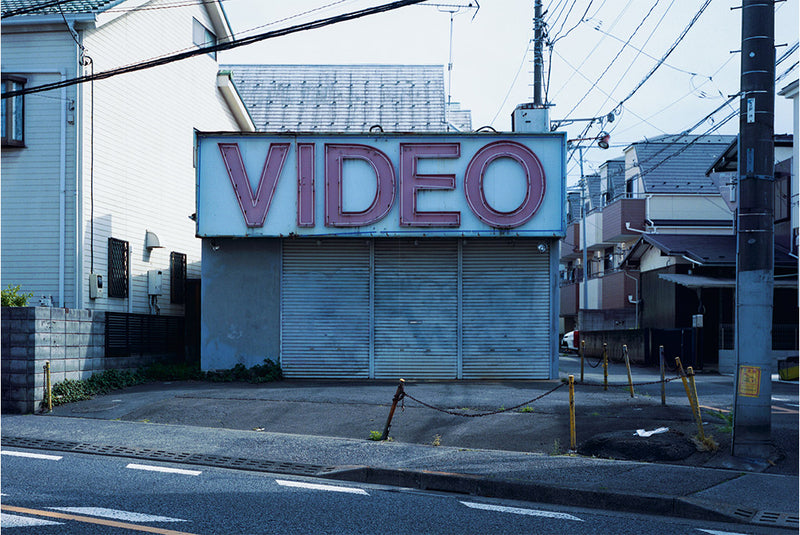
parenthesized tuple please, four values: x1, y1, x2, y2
(561, 330, 579, 352)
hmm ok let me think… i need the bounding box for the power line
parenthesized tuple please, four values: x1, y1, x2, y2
(2, 0, 430, 99)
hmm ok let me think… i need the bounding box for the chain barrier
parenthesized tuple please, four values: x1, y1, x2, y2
(577, 375, 683, 388)
(586, 354, 604, 368)
(401, 382, 567, 418)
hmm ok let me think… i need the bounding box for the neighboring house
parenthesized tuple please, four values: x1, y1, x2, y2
(560, 134, 736, 334)
(221, 64, 471, 134)
(1, 0, 254, 315)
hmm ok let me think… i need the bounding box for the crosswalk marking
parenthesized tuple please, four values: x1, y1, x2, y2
(1, 512, 63, 527)
(1, 450, 62, 461)
(276, 479, 369, 495)
(51, 507, 187, 523)
(460, 501, 584, 521)
(126, 463, 202, 476)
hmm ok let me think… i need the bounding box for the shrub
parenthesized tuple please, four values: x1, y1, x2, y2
(1, 284, 33, 307)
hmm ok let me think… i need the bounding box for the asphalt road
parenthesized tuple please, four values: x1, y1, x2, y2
(1, 447, 789, 534)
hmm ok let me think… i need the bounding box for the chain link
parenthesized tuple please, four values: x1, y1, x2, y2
(576, 376, 683, 388)
(401, 382, 567, 418)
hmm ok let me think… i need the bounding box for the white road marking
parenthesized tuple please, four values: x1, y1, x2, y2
(276, 479, 369, 495)
(1, 512, 62, 527)
(460, 501, 584, 521)
(51, 507, 187, 523)
(126, 463, 202, 476)
(1, 450, 62, 461)
(697, 529, 751, 535)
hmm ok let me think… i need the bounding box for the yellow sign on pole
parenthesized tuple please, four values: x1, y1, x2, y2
(738, 366, 761, 397)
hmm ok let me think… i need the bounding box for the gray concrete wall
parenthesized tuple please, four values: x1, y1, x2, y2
(200, 238, 281, 370)
(1, 306, 105, 413)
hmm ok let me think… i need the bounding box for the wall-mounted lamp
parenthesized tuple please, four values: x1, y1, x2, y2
(145, 230, 163, 251)
(537, 243, 548, 253)
(210, 239, 220, 251)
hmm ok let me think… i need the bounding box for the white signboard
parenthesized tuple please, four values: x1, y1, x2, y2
(196, 133, 566, 237)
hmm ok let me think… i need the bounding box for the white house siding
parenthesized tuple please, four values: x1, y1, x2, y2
(79, 0, 239, 314)
(1, 29, 79, 307)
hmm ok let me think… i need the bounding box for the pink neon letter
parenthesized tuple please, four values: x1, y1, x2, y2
(464, 140, 545, 228)
(399, 143, 461, 227)
(325, 144, 395, 227)
(297, 143, 315, 227)
(218, 142, 290, 228)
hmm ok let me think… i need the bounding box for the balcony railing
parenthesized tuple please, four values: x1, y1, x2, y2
(602, 197, 646, 242)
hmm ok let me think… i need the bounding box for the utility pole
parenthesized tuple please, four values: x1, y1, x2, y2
(579, 146, 589, 326)
(732, 0, 775, 459)
(533, 0, 543, 106)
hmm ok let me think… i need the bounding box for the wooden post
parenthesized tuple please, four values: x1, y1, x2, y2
(602, 343, 608, 391)
(623, 344, 634, 398)
(381, 379, 405, 441)
(580, 340, 585, 383)
(659, 345, 666, 406)
(569, 375, 576, 450)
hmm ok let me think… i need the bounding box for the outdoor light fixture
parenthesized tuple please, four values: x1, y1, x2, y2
(597, 132, 611, 149)
(537, 243, 547, 253)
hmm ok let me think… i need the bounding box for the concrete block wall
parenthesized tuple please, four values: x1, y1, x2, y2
(1, 306, 105, 413)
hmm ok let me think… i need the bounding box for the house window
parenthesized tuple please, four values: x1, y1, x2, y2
(774, 172, 790, 222)
(170, 252, 187, 304)
(108, 238, 129, 298)
(1, 75, 26, 147)
(193, 18, 216, 59)
(625, 178, 635, 198)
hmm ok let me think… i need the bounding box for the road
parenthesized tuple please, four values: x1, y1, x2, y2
(1, 447, 787, 534)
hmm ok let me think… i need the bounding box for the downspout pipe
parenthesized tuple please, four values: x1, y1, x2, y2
(59, 75, 66, 307)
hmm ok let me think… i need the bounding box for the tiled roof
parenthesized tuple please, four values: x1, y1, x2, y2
(221, 64, 452, 133)
(632, 135, 736, 194)
(1, 0, 123, 16)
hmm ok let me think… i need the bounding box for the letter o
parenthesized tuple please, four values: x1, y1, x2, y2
(464, 140, 545, 228)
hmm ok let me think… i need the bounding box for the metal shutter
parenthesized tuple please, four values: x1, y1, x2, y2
(374, 239, 458, 379)
(281, 239, 371, 378)
(462, 239, 551, 379)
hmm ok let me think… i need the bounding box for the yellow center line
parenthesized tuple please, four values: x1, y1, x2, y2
(1, 504, 201, 535)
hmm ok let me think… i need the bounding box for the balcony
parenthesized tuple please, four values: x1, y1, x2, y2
(560, 222, 581, 261)
(601, 270, 638, 310)
(602, 197, 646, 242)
(560, 281, 579, 316)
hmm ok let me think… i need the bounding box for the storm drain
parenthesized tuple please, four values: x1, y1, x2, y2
(751, 510, 799, 529)
(1, 436, 336, 477)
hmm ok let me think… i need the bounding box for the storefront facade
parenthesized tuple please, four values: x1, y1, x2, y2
(196, 132, 566, 379)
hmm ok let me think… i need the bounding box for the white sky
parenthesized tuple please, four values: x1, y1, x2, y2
(218, 0, 799, 181)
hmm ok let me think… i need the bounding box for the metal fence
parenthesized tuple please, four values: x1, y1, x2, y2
(105, 312, 185, 359)
(719, 323, 799, 351)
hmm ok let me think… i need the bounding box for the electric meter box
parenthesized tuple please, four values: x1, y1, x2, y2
(148, 270, 163, 296)
(89, 273, 104, 299)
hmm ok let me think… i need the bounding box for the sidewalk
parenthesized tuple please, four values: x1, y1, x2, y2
(1, 357, 798, 529)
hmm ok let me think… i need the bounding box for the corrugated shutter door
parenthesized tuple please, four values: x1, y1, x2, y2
(281, 239, 370, 378)
(462, 239, 550, 379)
(374, 239, 458, 379)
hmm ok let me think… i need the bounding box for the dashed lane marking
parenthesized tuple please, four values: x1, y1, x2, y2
(51, 507, 188, 523)
(1, 512, 62, 527)
(276, 479, 369, 495)
(1, 450, 62, 461)
(126, 463, 202, 476)
(460, 501, 584, 521)
(1, 505, 198, 535)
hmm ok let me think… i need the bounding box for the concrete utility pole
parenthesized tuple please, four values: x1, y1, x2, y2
(732, 0, 775, 459)
(533, 0, 544, 107)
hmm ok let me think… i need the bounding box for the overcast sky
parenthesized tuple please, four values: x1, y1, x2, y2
(218, 0, 799, 180)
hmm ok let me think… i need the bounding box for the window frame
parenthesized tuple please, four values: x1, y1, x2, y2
(170, 251, 187, 304)
(774, 172, 790, 223)
(108, 238, 130, 298)
(1, 75, 26, 147)
(192, 18, 217, 59)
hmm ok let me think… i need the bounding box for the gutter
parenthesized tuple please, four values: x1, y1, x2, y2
(216, 72, 256, 132)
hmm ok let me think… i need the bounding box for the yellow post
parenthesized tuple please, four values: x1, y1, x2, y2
(659, 345, 666, 406)
(687, 366, 705, 441)
(603, 343, 608, 391)
(623, 344, 634, 398)
(580, 340, 585, 383)
(569, 374, 576, 451)
(44, 361, 52, 412)
(676, 357, 703, 436)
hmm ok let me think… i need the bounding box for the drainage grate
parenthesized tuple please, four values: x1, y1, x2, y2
(2, 436, 336, 477)
(752, 510, 799, 529)
(732, 507, 756, 520)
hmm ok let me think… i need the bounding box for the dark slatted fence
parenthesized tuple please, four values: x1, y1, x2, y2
(105, 312, 185, 359)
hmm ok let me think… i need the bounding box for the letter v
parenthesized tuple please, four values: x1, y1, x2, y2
(219, 142, 290, 227)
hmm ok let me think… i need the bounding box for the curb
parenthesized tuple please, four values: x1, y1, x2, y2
(323, 466, 741, 524)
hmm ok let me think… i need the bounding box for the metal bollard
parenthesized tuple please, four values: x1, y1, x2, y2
(569, 375, 576, 451)
(622, 344, 634, 398)
(687, 366, 705, 441)
(381, 379, 405, 441)
(603, 343, 608, 391)
(659, 345, 666, 406)
(44, 361, 52, 412)
(580, 340, 585, 383)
